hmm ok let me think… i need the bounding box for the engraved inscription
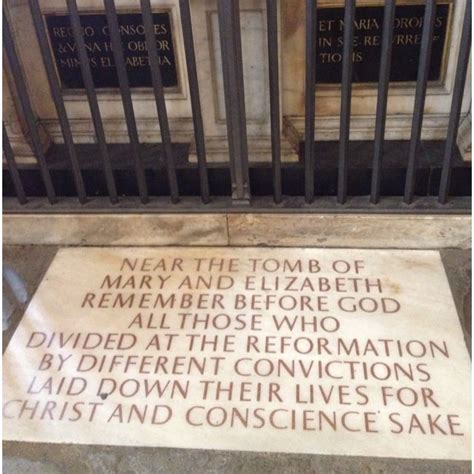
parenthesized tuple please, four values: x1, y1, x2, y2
(315, 4, 450, 83)
(2, 248, 471, 459)
(46, 12, 178, 89)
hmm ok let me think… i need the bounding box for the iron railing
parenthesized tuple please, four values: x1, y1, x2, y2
(2, 0, 472, 213)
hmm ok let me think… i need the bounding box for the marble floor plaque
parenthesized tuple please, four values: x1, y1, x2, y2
(2, 248, 471, 460)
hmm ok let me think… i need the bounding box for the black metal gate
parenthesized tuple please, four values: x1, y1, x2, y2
(2, 0, 472, 213)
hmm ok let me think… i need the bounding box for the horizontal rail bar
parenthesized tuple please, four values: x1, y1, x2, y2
(3, 196, 470, 215)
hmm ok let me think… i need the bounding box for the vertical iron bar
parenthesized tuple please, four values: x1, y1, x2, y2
(28, 0, 86, 204)
(66, 0, 118, 202)
(404, 0, 437, 204)
(266, 0, 282, 204)
(140, 0, 179, 203)
(438, 1, 471, 204)
(217, 0, 250, 203)
(232, 0, 250, 201)
(179, 0, 210, 203)
(337, 0, 356, 204)
(304, 0, 317, 203)
(218, 8, 238, 196)
(370, 0, 396, 204)
(3, 123, 27, 204)
(104, 0, 149, 204)
(3, 10, 57, 203)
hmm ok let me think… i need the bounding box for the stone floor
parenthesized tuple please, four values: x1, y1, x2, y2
(2, 245, 472, 474)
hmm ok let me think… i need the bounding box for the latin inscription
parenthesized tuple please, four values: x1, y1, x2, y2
(46, 12, 178, 89)
(316, 4, 450, 83)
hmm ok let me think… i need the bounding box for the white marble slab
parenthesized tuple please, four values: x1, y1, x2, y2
(3, 247, 471, 460)
(209, 9, 269, 124)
